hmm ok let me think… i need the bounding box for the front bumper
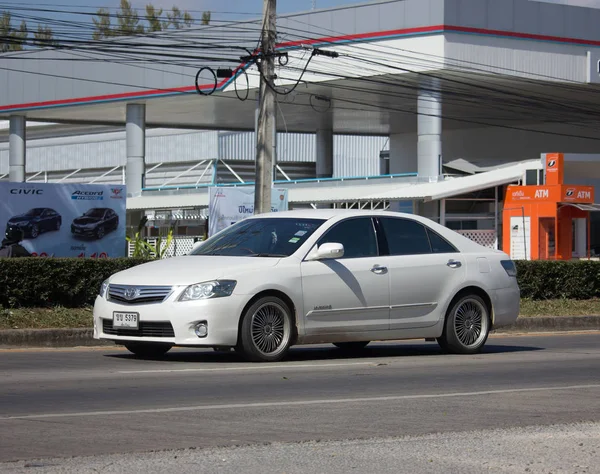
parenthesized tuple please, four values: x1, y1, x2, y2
(71, 226, 96, 236)
(93, 293, 248, 347)
(6, 224, 30, 237)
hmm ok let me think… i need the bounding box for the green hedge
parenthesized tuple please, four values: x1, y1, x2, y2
(0, 258, 150, 308)
(515, 260, 600, 300)
(1, 259, 600, 308)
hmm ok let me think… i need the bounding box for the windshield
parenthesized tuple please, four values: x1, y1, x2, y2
(192, 217, 325, 257)
(84, 209, 106, 218)
(24, 208, 45, 217)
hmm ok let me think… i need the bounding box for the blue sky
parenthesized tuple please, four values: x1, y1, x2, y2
(4, 0, 600, 34)
(0, 0, 373, 33)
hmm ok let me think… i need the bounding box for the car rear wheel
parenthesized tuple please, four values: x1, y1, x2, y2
(437, 294, 490, 355)
(96, 226, 105, 239)
(55, 219, 61, 231)
(238, 296, 293, 362)
(30, 225, 39, 238)
(333, 341, 370, 351)
(124, 342, 172, 358)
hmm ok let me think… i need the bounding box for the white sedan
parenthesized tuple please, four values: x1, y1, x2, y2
(93, 210, 520, 362)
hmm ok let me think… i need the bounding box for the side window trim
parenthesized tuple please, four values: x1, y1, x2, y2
(373, 217, 390, 256)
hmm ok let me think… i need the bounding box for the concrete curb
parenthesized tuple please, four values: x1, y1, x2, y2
(0, 316, 599, 348)
(492, 315, 600, 333)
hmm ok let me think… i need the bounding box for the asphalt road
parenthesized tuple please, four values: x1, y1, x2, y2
(1, 333, 599, 471)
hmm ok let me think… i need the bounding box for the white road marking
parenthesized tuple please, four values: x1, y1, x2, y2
(118, 361, 374, 374)
(2, 384, 599, 421)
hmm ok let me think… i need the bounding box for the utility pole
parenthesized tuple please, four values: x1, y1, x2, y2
(312, 0, 316, 10)
(255, 0, 277, 214)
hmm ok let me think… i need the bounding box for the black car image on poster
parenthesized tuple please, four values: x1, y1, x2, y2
(5, 208, 62, 239)
(71, 208, 119, 240)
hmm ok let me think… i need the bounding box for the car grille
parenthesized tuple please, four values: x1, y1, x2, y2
(108, 284, 172, 305)
(102, 319, 175, 338)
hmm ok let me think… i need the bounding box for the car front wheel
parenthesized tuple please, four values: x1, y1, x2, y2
(124, 342, 172, 358)
(437, 294, 490, 355)
(30, 224, 39, 238)
(96, 226, 105, 239)
(238, 296, 294, 362)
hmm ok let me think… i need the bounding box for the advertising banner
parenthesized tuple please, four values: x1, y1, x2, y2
(0, 182, 127, 258)
(208, 187, 289, 236)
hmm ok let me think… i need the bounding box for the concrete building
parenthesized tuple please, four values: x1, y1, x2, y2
(2, 0, 600, 255)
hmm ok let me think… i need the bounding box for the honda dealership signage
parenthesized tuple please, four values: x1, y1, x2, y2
(0, 182, 127, 258)
(208, 187, 289, 236)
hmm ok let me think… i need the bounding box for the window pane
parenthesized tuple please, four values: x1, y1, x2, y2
(318, 218, 377, 259)
(192, 218, 324, 257)
(380, 218, 431, 256)
(427, 229, 458, 254)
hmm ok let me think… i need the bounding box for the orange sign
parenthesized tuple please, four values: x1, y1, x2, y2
(545, 153, 564, 186)
(506, 186, 560, 202)
(561, 185, 594, 203)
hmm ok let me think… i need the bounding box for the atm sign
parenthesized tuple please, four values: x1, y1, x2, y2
(562, 186, 593, 202)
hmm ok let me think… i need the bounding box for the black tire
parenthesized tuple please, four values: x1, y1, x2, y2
(333, 341, 370, 351)
(96, 226, 105, 240)
(30, 224, 39, 238)
(238, 296, 294, 362)
(124, 342, 172, 358)
(437, 294, 491, 355)
(55, 219, 61, 231)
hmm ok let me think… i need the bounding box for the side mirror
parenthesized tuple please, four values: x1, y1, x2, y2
(308, 242, 344, 261)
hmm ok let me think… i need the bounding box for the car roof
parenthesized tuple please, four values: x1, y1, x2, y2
(247, 209, 415, 221)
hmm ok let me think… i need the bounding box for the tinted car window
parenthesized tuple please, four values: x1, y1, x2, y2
(318, 217, 378, 259)
(380, 217, 431, 256)
(427, 228, 458, 254)
(85, 209, 106, 218)
(192, 218, 325, 257)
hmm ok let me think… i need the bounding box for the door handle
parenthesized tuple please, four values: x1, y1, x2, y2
(447, 259, 462, 268)
(371, 265, 388, 275)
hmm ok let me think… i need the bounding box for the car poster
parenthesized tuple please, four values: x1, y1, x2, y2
(208, 187, 289, 237)
(0, 182, 127, 258)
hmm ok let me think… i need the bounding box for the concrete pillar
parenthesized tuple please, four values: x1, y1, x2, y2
(389, 133, 417, 174)
(9, 115, 26, 182)
(126, 103, 146, 197)
(316, 128, 333, 178)
(417, 78, 442, 179)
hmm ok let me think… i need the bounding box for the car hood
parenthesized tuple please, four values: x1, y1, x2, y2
(73, 217, 100, 225)
(7, 215, 34, 224)
(109, 255, 282, 286)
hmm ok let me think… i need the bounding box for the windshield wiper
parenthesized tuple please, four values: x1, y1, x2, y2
(251, 253, 287, 258)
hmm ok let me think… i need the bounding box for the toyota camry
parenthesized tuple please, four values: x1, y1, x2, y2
(93, 210, 520, 362)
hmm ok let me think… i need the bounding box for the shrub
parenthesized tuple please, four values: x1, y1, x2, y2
(515, 260, 600, 300)
(0, 258, 150, 308)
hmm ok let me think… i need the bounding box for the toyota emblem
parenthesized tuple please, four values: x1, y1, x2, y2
(124, 287, 139, 300)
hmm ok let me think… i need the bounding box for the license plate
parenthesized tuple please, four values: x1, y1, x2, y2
(113, 312, 139, 329)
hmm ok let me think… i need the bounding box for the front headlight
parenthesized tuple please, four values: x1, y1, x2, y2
(179, 280, 237, 302)
(99, 279, 109, 298)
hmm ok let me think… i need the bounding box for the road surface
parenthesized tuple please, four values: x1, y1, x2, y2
(1, 332, 599, 472)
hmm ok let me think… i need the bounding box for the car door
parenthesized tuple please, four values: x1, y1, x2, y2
(301, 217, 390, 336)
(40, 210, 51, 231)
(108, 210, 118, 230)
(378, 217, 466, 330)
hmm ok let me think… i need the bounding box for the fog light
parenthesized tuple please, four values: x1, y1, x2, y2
(195, 322, 208, 338)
